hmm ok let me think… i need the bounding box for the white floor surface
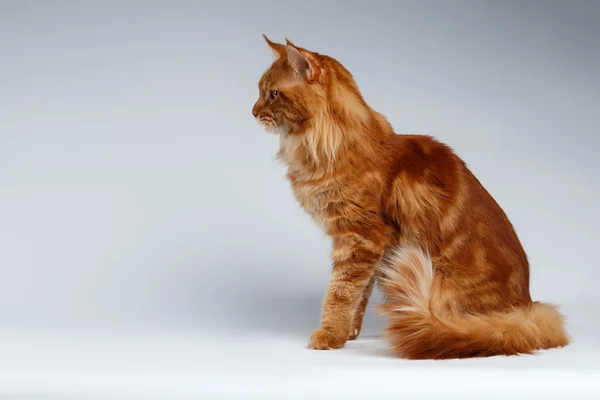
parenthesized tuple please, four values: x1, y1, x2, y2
(0, 303, 598, 400)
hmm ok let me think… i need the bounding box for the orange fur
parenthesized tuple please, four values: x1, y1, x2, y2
(378, 247, 568, 359)
(252, 35, 569, 359)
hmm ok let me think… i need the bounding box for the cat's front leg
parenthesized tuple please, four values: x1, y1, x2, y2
(309, 234, 384, 350)
(348, 276, 375, 340)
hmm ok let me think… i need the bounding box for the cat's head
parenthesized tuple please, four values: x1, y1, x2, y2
(252, 35, 331, 135)
(252, 36, 388, 163)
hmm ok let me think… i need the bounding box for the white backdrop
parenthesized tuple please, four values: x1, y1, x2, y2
(1, 1, 599, 398)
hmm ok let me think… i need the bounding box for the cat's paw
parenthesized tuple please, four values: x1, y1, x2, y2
(309, 328, 347, 350)
(347, 327, 361, 341)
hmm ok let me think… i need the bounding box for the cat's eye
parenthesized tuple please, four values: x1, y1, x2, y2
(269, 90, 279, 100)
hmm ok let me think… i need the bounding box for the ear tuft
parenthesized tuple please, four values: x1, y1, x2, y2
(262, 34, 286, 59)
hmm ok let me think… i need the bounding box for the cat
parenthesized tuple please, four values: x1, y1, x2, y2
(252, 35, 569, 359)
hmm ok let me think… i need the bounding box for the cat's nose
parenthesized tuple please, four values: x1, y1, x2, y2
(252, 102, 262, 118)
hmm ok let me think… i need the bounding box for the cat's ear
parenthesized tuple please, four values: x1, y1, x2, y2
(262, 34, 286, 59)
(285, 39, 318, 82)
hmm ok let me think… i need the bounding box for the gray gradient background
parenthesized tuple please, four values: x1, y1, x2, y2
(1, 0, 599, 340)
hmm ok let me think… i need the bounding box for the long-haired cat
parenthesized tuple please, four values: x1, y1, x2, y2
(252, 35, 569, 359)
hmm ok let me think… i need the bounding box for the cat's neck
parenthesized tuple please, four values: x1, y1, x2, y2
(277, 121, 380, 181)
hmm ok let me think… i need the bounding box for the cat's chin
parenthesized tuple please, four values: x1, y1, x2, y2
(265, 123, 291, 135)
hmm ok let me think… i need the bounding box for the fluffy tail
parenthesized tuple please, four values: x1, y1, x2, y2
(377, 247, 569, 359)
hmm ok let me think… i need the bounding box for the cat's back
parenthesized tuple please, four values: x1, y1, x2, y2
(378, 133, 465, 200)
(379, 133, 523, 246)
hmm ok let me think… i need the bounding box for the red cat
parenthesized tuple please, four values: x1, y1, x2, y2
(252, 35, 569, 359)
